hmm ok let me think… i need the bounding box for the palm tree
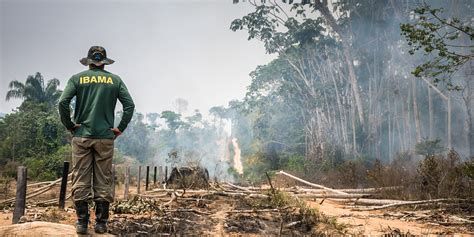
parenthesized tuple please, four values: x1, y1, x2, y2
(5, 72, 62, 106)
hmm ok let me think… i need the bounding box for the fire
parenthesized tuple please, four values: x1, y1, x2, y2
(231, 138, 243, 174)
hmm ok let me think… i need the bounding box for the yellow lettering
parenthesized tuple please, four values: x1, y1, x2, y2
(90, 76, 97, 83)
(80, 77, 83, 84)
(83, 76, 90, 84)
(98, 76, 107, 83)
(107, 77, 113, 84)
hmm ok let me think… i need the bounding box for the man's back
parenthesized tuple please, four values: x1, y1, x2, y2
(59, 68, 134, 139)
(60, 45, 134, 234)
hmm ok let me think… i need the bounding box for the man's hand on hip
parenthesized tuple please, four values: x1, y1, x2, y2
(110, 128, 122, 139)
(68, 124, 81, 133)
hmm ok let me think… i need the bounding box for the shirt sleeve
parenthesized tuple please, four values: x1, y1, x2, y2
(58, 77, 77, 129)
(117, 80, 135, 132)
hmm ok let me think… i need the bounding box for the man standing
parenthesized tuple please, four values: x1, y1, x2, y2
(59, 46, 135, 234)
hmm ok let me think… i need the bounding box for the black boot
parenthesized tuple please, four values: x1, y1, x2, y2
(94, 201, 110, 234)
(74, 201, 89, 234)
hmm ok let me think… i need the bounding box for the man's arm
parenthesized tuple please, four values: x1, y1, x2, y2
(58, 77, 77, 130)
(117, 81, 135, 132)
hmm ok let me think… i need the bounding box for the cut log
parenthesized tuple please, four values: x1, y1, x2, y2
(0, 222, 79, 236)
(0, 173, 71, 206)
(276, 171, 347, 195)
(352, 198, 469, 211)
(329, 198, 408, 205)
(27, 181, 53, 188)
(227, 209, 280, 213)
(296, 193, 370, 199)
(224, 182, 251, 192)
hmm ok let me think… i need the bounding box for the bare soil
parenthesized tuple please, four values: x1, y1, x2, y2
(0, 179, 472, 236)
(308, 199, 473, 235)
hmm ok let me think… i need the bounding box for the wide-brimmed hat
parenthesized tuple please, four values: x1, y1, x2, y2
(80, 46, 115, 66)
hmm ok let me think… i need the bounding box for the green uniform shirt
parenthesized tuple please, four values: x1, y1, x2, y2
(59, 68, 135, 139)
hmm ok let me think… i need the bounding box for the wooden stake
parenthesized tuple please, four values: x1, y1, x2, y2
(153, 166, 157, 185)
(124, 166, 130, 200)
(58, 161, 69, 210)
(145, 166, 150, 191)
(13, 166, 27, 224)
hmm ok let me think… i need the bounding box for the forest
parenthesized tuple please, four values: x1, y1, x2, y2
(0, 0, 473, 235)
(1, 0, 473, 191)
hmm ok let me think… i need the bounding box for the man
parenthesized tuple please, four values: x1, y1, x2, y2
(58, 46, 135, 234)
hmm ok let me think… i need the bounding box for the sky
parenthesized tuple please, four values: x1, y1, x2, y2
(0, 0, 275, 116)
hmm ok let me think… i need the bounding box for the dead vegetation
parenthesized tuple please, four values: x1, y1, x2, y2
(107, 179, 346, 235)
(0, 159, 471, 235)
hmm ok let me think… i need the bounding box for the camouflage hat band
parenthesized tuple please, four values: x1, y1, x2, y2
(80, 46, 115, 66)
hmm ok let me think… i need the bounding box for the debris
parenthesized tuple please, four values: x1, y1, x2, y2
(167, 167, 209, 189)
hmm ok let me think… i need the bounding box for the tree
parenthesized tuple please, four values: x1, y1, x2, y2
(115, 112, 153, 163)
(146, 112, 160, 127)
(6, 72, 62, 108)
(400, 3, 473, 89)
(401, 2, 474, 157)
(232, 0, 365, 128)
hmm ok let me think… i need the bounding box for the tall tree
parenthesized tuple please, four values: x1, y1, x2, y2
(6, 72, 62, 108)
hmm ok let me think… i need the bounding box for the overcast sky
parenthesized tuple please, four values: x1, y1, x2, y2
(0, 0, 274, 116)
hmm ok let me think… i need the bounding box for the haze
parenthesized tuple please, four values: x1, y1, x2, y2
(0, 0, 274, 115)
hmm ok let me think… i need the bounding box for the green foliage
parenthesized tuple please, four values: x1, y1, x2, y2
(115, 112, 153, 163)
(400, 3, 473, 89)
(282, 154, 306, 175)
(0, 102, 68, 164)
(161, 111, 184, 131)
(230, 4, 333, 54)
(415, 138, 445, 156)
(463, 158, 474, 179)
(1, 73, 70, 180)
(25, 145, 72, 181)
(0, 161, 21, 178)
(416, 150, 471, 199)
(6, 72, 62, 106)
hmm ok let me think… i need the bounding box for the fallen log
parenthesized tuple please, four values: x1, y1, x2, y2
(146, 189, 209, 194)
(0, 174, 71, 206)
(352, 198, 469, 211)
(227, 208, 280, 213)
(224, 182, 251, 192)
(329, 198, 408, 205)
(214, 191, 269, 199)
(296, 193, 371, 199)
(0, 222, 77, 235)
(27, 181, 53, 188)
(334, 187, 401, 193)
(35, 194, 72, 206)
(138, 193, 169, 198)
(223, 185, 399, 194)
(276, 171, 347, 195)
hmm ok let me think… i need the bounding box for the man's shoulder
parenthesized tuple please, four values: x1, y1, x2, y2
(101, 70, 122, 80)
(73, 69, 123, 81)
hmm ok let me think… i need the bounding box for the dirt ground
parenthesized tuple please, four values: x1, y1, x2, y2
(0, 180, 472, 236)
(308, 199, 473, 235)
